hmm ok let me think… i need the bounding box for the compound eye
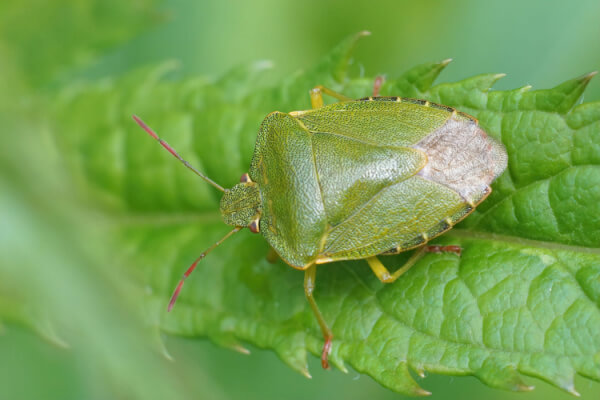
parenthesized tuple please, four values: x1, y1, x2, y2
(240, 173, 252, 183)
(248, 218, 260, 233)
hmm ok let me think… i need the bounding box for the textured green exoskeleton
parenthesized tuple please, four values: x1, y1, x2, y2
(134, 83, 508, 371)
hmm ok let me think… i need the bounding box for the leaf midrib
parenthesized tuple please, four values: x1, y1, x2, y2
(113, 208, 600, 256)
(115, 210, 222, 226)
(446, 229, 600, 255)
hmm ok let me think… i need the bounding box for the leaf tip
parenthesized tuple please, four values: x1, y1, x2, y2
(33, 318, 70, 349)
(564, 383, 580, 397)
(516, 383, 535, 392)
(551, 373, 580, 397)
(161, 346, 174, 362)
(395, 58, 453, 93)
(150, 328, 174, 361)
(412, 365, 426, 378)
(480, 73, 506, 91)
(536, 71, 598, 113)
(327, 30, 372, 83)
(43, 330, 70, 349)
(232, 344, 251, 355)
(301, 368, 312, 379)
(415, 387, 432, 396)
(581, 70, 598, 82)
(440, 58, 453, 66)
(331, 359, 349, 373)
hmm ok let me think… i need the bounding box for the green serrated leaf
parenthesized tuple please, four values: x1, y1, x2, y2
(389, 58, 453, 96)
(49, 33, 600, 396)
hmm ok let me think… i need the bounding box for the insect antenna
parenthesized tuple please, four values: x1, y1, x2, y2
(132, 115, 225, 192)
(168, 226, 242, 311)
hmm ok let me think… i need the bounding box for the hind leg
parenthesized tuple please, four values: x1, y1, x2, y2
(366, 245, 461, 283)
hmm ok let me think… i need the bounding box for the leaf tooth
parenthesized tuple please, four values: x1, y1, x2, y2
(555, 371, 580, 397)
(383, 361, 431, 396)
(224, 340, 251, 356)
(328, 346, 349, 373)
(231, 344, 251, 355)
(274, 331, 310, 377)
(269, 342, 310, 377)
(522, 71, 597, 114)
(506, 84, 533, 95)
(413, 365, 426, 378)
(475, 358, 533, 392)
(471, 73, 506, 92)
(415, 387, 431, 396)
(392, 58, 453, 96)
(519, 84, 533, 92)
(520, 354, 581, 396)
(555, 372, 582, 396)
(441, 72, 506, 93)
(208, 332, 250, 355)
(563, 383, 581, 397)
(328, 31, 371, 83)
(31, 316, 70, 349)
(486, 83, 534, 111)
(301, 368, 312, 379)
(273, 31, 371, 108)
(429, 73, 505, 110)
(152, 330, 173, 361)
(581, 70, 598, 82)
(517, 383, 536, 392)
(567, 71, 600, 129)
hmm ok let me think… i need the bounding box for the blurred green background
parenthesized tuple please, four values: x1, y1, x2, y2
(1, 0, 599, 399)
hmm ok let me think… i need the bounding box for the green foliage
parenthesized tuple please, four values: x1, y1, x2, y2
(0, 0, 161, 87)
(48, 34, 600, 396)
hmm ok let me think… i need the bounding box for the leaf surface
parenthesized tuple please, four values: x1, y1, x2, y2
(50, 33, 600, 395)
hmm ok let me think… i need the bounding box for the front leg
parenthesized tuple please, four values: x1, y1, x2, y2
(309, 85, 352, 109)
(309, 75, 386, 108)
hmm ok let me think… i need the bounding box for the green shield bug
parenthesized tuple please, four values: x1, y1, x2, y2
(133, 77, 507, 370)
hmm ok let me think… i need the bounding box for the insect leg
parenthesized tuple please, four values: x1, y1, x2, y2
(367, 245, 462, 283)
(309, 85, 352, 109)
(423, 245, 462, 256)
(366, 247, 426, 283)
(304, 264, 333, 369)
(266, 246, 279, 263)
(372, 76, 385, 97)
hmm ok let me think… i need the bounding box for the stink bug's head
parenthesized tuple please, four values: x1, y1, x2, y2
(220, 181, 262, 231)
(132, 115, 252, 312)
